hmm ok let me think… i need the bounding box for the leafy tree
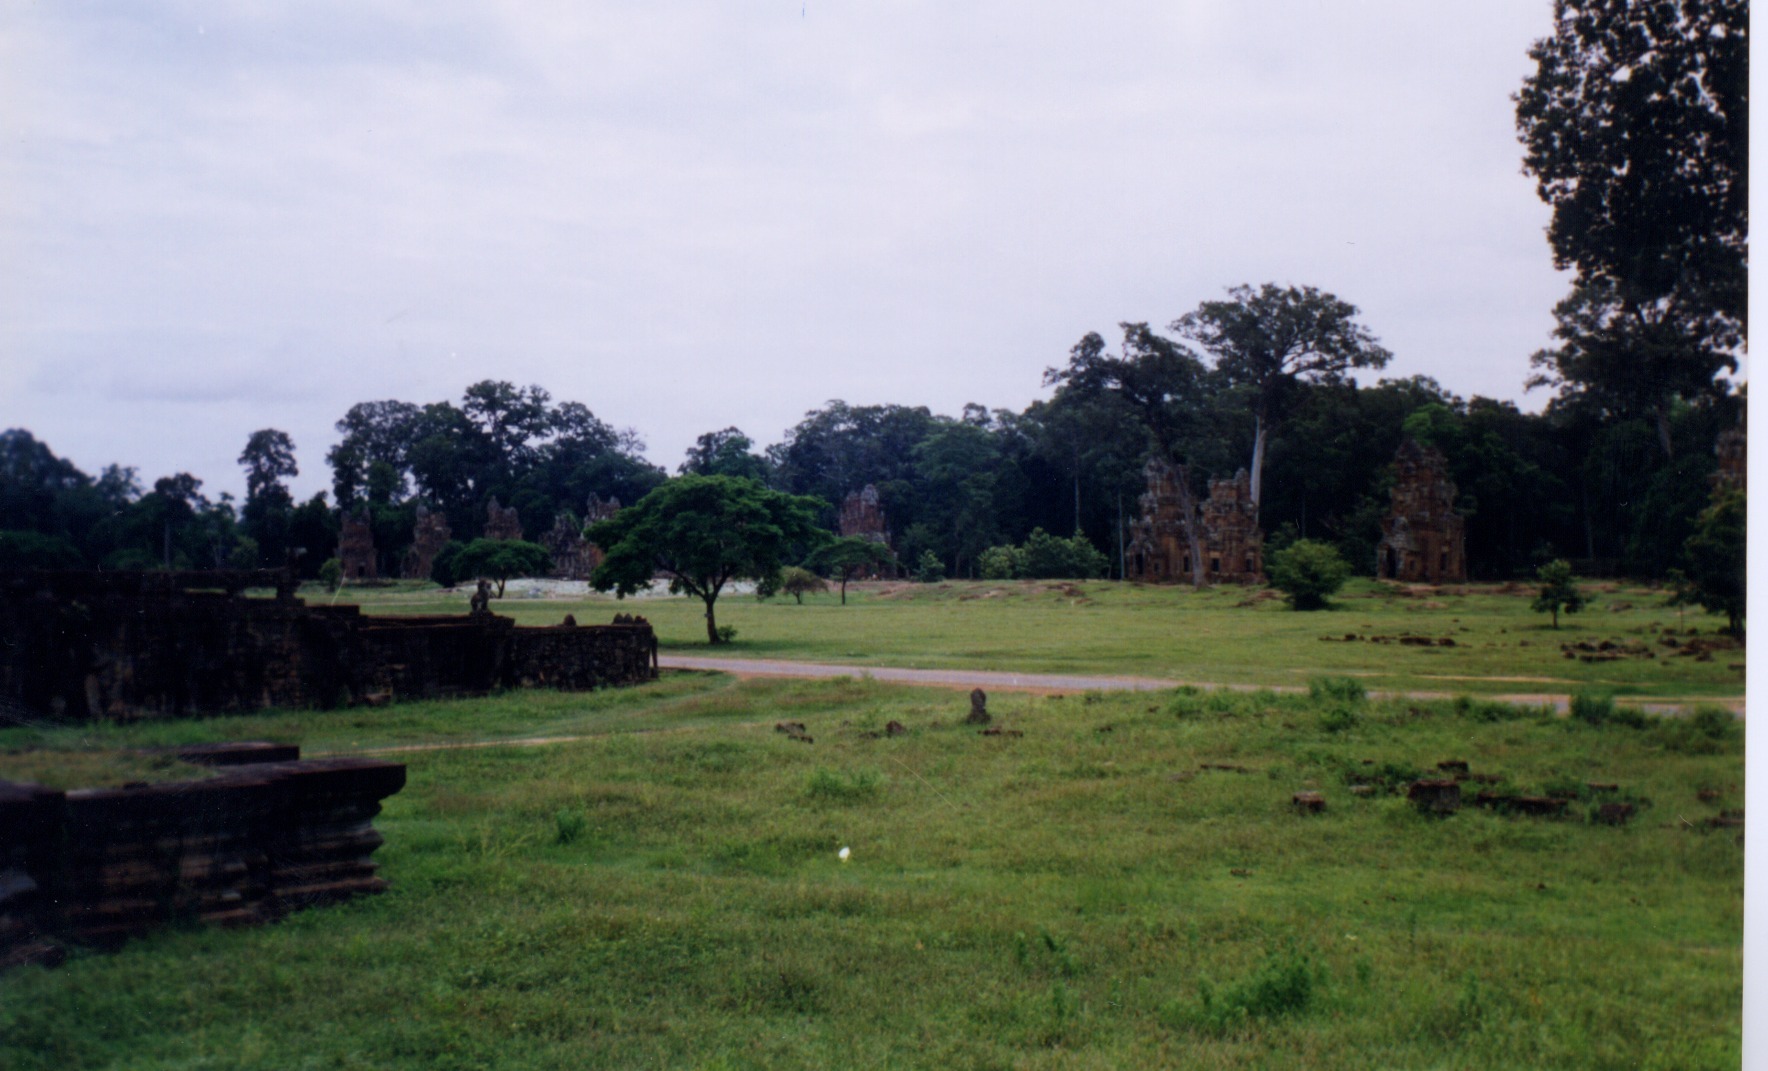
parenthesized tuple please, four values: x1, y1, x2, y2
(911, 549, 945, 583)
(238, 429, 298, 567)
(1016, 528, 1109, 579)
(1669, 489, 1744, 635)
(451, 538, 553, 597)
(1515, 0, 1747, 457)
(777, 565, 828, 604)
(1267, 539, 1352, 610)
(1045, 323, 1214, 586)
(680, 427, 772, 482)
(1531, 559, 1590, 629)
(977, 544, 1020, 580)
(590, 476, 829, 644)
(318, 557, 343, 592)
(1172, 283, 1392, 513)
(327, 401, 421, 508)
(806, 536, 896, 604)
(0, 530, 84, 570)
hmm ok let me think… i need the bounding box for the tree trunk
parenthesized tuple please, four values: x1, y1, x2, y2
(704, 594, 720, 643)
(1654, 402, 1674, 461)
(1248, 409, 1268, 515)
(840, 573, 849, 605)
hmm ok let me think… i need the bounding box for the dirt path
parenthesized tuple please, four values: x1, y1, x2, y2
(659, 654, 1745, 717)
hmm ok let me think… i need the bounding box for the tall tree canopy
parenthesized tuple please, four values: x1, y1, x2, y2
(1516, 0, 1747, 455)
(1171, 283, 1391, 512)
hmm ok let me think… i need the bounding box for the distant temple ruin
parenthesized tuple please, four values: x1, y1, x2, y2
(1125, 460, 1264, 583)
(401, 505, 452, 580)
(839, 485, 891, 546)
(581, 493, 621, 575)
(484, 498, 523, 542)
(338, 507, 377, 580)
(0, 570, 658, 722)
(1375, 439, 1466, 583)
(541, 513, 592, 580)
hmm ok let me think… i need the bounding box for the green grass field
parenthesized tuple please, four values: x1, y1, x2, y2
(338, 576, 1746, 703)
(0, 670, 1745, 1069)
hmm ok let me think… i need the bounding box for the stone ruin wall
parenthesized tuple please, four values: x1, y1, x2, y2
(1, 742, 404, 970)
(580, 493, 622, 575)
(0, 571, 659, 722)
(1125, 460, 1264, 583)
(1375, 439, 1467, 583)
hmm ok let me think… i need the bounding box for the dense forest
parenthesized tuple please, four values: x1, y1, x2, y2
(0, 0, 1746, 588)
(0, 343, 1743, 584)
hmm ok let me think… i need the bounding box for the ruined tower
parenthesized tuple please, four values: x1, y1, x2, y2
(338, 506, 377, 581)
(1125, 460, 1264, 583)
(401, 505, 452, 580)
(1375, 439, 1466, 583)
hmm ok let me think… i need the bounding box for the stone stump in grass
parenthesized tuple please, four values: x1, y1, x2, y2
(1407, 779, 1461, 815)
(1292, 791, 1326, 814)
(966, 688, 990, 725)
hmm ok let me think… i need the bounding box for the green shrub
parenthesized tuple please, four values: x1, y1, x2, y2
(554, 808, 586, 845)
(912, 550, 945, 583)
(1654, 706, 1741, 754)
(317, 558, 343, 592)
(977, 545, 1020, 580)
(1531, 559, 1589, 628)
(1318, 705, 1360, 733)
(1309, 676, 1367, 704)
(1166, 945, 1318, 1035)
(1569, 692, 1615, 726)
(1017, 528, 1109, 579)
(805, 768, 882, 802)
(715, 625, 738, 644)
(1267, 539, 1351, 610)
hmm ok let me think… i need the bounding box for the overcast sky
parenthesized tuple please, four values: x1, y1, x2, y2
(3, 2, 1613, 502)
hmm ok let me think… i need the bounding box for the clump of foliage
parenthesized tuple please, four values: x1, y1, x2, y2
(974, 529, 1109, 580)
(1164, 944, 1320, 1036)
(429, 539, 467, 587)
(805, 536, 894, 604)
(977, 544, 1019, 579)
(451, 538, 552, 597)
(804, 767, 882, 802)
(776, 566, 828, 604)
(589, 475, 829, 644)
(1653, 705, 1741, 755)
(912, 549, 945, 583)
(317, 557, 343, 592)
(1668, 489, 1744, 636)
(1531, 559, 1588, 629)
(1267, 539, 1351, 610)
(1309, 676, 1367, 704)
(553, 808, 586, 845)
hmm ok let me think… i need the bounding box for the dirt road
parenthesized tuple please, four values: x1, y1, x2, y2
(658, 654, 1745, 716)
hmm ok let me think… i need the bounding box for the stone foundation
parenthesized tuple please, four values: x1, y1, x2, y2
(1, 743, 405, 968)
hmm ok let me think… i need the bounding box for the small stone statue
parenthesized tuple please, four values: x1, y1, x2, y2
(966, 688, 990, 725)
(469, 578, 492, 615)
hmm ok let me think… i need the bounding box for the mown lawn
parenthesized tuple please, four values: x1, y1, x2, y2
(0, 674, 1744, 1069)
(338, 577, 1745, 703)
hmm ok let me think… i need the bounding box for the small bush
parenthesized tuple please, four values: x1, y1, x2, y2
(1569, 692, 1614, 726)
(805, 767, 882, 802)
(1309, 676, 1366, 704)
(1654, 706, 1741, 754)
(318, 558, 343, 592)
(1318, 705, 1360, 733)
(1166, 945, 1318, 1035)
(715, 625, 738, 644)
(912, 550, 945, 583)
(1267, 540, 1351, 610)
(977, 544, 1020, 580)
(554, 808, 586, 845)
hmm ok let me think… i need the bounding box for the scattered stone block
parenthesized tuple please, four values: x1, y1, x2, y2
(1407, 778, 1461, 815)
(885, 720, 907, 736)
(1594, 802, 1636, 826)
(1292, 791, 1326, 814)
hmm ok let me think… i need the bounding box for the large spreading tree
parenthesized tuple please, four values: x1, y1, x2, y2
(1515, 0, 1747, 457)
(1171, 283, 1392, 514)
(589, 476, 829, 643)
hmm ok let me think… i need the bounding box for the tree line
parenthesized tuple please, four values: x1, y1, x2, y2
(0, 0, 1745, 588)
